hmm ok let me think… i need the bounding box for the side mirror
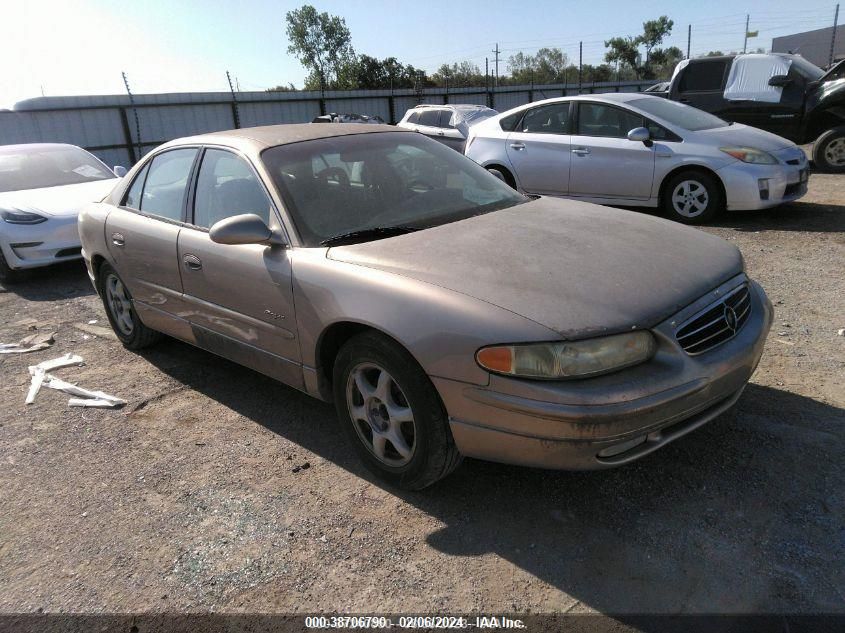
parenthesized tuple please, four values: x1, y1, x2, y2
(627, 127, 651, 143)
(113, 165, 127, 178)
(768, 75, 792, 87)
(209, 213, 284, 246)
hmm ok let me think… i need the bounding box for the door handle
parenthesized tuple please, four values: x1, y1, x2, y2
(509, 142, 526, 150)
(183, 254, 202, 271)
(111, 232, 125, 247)
(572, 147, 591, 155)
(437, 130, 445, 136)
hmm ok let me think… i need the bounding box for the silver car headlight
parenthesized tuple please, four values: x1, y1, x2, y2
(1, 209, 48, 225)
(719, 147, 778, 165)
(476, 331, 656, 380)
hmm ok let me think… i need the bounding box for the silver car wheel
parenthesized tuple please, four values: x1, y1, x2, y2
(671, 180, 710, 218)
(824, 137, 845, 167)
(346, 362, 416, 467)
(105, 273, 134, 336)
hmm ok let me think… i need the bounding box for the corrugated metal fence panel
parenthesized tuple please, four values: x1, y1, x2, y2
(324, 98, 390, 121)
(240, 100, 321, 126)
(131, 104, 235, 144)
(448, 92, 488, 106)
(393, 96, 421, 119)
(0, 109, 124, 147)
(492, 91, 532, 111)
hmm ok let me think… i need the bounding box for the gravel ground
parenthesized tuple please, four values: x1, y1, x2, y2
(0, 174, 843, 616)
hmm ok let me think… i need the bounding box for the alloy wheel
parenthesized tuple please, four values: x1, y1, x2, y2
(671, 180, 710, 218)
(823, 137, 845, 167)
(105, 273, 134, 336)
(345, 362, 416, 467)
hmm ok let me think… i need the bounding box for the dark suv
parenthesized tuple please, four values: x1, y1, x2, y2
(663, 54, 845, 171)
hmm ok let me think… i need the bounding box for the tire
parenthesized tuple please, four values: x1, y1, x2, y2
(333, 331, 462, 490)
(97, 262, 161, 350)
(662, 170, 723, 225)
(812, 127, 845, 173)
(486, 167, 516, 189)
(0, 249, 23, 285)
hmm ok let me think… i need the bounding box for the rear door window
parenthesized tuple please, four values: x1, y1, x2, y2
(123, 163, 149, 210)
(678, 61, 728, 92)
(417, 110, 440, 127)
(139, 148, 198, 222)
(520, 103, 571, 134)
(438, 110, 455, 129)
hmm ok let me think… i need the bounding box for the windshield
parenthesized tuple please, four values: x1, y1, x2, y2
(0, 146, 114, 193)
(629, 98, 730, 131)
(262, 132, 526, 246)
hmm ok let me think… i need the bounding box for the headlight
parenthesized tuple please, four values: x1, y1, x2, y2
(719, 147, 778, 165)
(476, 331, 656, 380)
(1, 209, 48, 224)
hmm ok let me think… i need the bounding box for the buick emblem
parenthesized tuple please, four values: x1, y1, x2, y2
(724, 305, 738, 331)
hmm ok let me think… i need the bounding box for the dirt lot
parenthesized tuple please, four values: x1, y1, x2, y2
(0, 174, 843, 617)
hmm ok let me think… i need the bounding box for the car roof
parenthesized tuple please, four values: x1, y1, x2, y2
(160, 123, 407, 153)
(0, 142, 81, 154)
(515, 92, 656, 107)
(411, 103, 489, 110)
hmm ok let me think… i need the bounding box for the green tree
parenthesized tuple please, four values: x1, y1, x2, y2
(285, 5, 355, 89)
(506, 47, 568, 84)
(604, 36, 641, 77)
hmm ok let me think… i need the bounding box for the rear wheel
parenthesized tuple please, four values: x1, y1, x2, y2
(0, 250, 23, 285)
(486, 166, 516, 189)
(812, 127, 845, 173)
(333, 331, 462, 490)
(662, 171, 723, 224)
(98, 263, 161, 349)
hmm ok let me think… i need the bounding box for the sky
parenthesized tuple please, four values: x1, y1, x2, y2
(0, 0, 840, 108)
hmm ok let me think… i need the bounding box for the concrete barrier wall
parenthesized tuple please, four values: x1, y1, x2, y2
(0, 80, 655, 167)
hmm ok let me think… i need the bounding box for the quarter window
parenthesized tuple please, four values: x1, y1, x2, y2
(438, 110, 455, 129)
(139, 149, 198, 221)
(521, 103, 570, 134)
(576, 103, 644, 138)
(193, 149, 271, 229)
(406, 111, 420, 124)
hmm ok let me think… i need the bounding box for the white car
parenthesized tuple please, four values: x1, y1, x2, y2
(0, 143, 122, 283)
(465, 94, 808, 224)
(397, 104, 498, 152)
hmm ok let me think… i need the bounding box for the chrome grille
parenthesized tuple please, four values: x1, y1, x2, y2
(676, 285, 751, 355)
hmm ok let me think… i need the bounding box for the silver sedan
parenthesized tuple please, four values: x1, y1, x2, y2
(465, 93, 809, 224)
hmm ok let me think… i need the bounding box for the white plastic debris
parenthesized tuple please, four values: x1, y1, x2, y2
(0, 331, 55, 354)
(24, 353, 125, 408)
(26, 354, 83, 404)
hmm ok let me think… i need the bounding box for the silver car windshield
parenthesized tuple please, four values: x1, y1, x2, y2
(262, 132, 527, 246)
(628, 98, 730, 131)
(0, 146, 114, 193)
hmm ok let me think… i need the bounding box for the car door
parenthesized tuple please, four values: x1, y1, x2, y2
(105, 147, 198, 336)
(567, 102, 655, 200)
(504, 102, 572, 195)
(435, 110, 466, 151)
(177, 147, 302, 388)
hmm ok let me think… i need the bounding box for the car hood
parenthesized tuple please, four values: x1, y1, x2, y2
(0, 179, 118, 218)
(692, 123, 795, 151)
(328, 198, 744, 339)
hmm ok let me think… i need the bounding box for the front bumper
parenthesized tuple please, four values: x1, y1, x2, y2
(0, 215, 82, 270)
(717, 150, 809, 211)
(433, 275, 773, 470)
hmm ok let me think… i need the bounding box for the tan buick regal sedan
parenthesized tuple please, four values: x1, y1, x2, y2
(78, 124, 773, 489)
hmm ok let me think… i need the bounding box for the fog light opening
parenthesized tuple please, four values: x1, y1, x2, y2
(758, 178, 770, 200)
(597, 434, 647, 458)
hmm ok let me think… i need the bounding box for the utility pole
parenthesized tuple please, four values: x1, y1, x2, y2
(830, 4, 840, 67)
(687, 24, 692, 59)
(578, 41, 583, 94)
(492, 43, 500, 89)
(226, 71, 241, 129)
(485, 57, 490, 107)
(121, 72, 141, 163)
(743, 14, 750, 53)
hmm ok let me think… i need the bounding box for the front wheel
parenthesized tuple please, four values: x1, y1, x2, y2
(812, 127, 845, 173)
(98, 263, 161, 350)
(662, 171, 723, 224)
(333, 331, 462, 490)
(0, 250, 23, 285)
